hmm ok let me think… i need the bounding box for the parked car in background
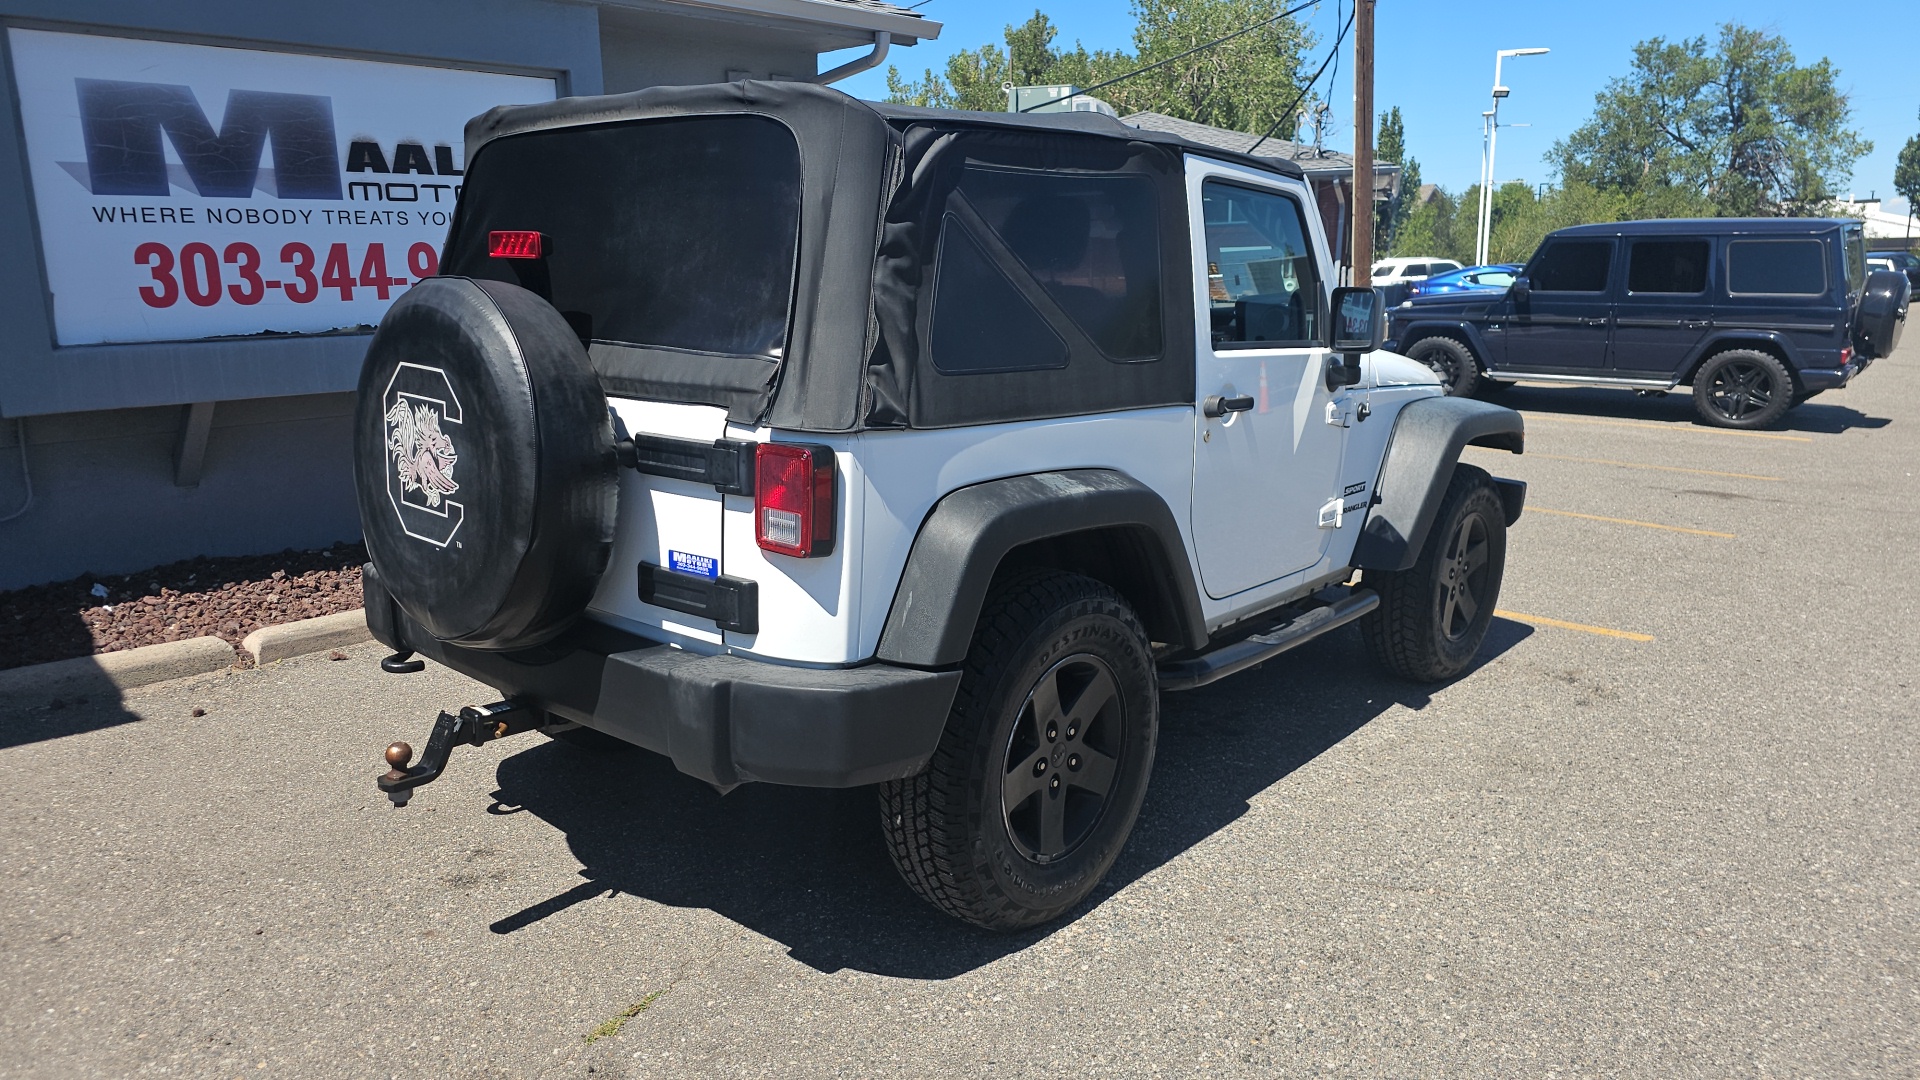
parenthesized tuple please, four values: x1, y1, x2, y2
(1372, 257, 1465, 308)
(1406, 264, 1520, 299)
(1372, 257, 1463, 287)
(1866, 249, 1920, 291)
(1386, 218, 1910, 428)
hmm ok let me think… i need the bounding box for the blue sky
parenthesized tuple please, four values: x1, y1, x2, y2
(830, 1, 1917, 213)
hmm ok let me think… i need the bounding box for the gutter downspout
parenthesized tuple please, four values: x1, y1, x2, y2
(812, 32, 890, 85)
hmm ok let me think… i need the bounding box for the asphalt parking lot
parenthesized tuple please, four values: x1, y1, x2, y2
(4, 340, 1917, 1078)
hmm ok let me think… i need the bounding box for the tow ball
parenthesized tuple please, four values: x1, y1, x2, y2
(377, 700, 543, 807)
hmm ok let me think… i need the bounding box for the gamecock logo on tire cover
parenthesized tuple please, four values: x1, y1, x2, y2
(382, 363, 465, 547)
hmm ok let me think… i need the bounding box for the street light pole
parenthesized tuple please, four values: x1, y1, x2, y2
(1476, 109, 1494, 264)
(1475, 47, 1549, 266)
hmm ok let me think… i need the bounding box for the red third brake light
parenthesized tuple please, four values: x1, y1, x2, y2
(488, 230, 546, 259)
(755, 443, 835, 558)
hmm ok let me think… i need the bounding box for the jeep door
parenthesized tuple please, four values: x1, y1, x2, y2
(1503, 236, 1616, 373)
(1187, 164, 1349, 598)
(1610, 235, 1713, 377)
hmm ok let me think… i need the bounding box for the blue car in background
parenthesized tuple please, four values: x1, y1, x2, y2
(1406, 264, 1521, 299)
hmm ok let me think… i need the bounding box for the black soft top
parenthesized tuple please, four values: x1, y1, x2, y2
(458, 81, 1284, 431)
(465, 82, 1303, 181)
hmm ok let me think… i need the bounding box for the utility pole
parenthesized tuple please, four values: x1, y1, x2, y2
(1350, 0, 1375, 284)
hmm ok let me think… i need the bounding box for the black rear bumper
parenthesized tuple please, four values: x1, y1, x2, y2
(365, 565, 960, 789)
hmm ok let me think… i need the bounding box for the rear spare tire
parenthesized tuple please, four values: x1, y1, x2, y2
(1853, 268, 1910, 360)
(354, 277, 616, 651)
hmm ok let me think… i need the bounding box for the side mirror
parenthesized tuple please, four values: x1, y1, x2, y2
(1511, 275, 1531, 302)
(1326, 286, 1382, 390)
(1329, 286, 1385, 353)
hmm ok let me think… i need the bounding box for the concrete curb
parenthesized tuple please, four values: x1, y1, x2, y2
(0, 636, 237, 698)
(242, 609, 371, 665)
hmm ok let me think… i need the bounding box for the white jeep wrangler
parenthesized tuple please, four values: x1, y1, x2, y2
(357, 82, 1526, 931)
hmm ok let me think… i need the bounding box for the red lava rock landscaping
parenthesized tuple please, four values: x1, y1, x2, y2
(0, 542, 367, 671)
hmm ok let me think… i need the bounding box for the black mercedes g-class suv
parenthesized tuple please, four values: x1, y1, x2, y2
(1387, 218, 1909, 428)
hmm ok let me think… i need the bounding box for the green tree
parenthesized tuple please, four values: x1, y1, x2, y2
(1376, 106, 1420, 253)
(884, 10, 1124, 114)
(883, 1, 1312, 137)
(1395, 179, 1715, 266)
(1895, 109, 1920, 247)
(1549, 24, 1871, 216)
(1098, 0, 1313, 135)
(1392, 188, 1473, 264)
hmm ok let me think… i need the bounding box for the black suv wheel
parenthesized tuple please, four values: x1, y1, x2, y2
(1406, 336, 1480, 397)
(879, 571, 1158, 931)
(1692, 349, 1794, 429)
(1362, 464, 1508, 682)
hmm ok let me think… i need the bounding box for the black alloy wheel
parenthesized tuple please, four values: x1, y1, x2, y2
(1000, 653, 1124, 863)
(880, 570, 1159, 931)
(1692, 349, 1793, 429)
(1437, 511, 1491, 643)
(1362, 464, 1508, 682)
(1407, 336, 1480, 397)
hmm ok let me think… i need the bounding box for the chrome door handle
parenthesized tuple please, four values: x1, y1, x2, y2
(1203, 395, 1255, 418)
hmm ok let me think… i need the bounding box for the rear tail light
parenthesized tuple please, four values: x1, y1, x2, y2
(754, 443, 835, 558)
(488, 230, 547, 259)
(1840, 346, 1854, 367)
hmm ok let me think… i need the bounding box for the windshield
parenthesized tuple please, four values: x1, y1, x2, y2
(443, 114, 803, 358)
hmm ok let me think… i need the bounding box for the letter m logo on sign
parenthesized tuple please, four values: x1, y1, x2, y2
(75, 79, 341, 199)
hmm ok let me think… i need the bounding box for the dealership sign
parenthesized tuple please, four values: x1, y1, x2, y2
(7, 29, 556, 346)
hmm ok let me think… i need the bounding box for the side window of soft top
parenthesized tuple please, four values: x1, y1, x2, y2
(928, 165, 1164, 374)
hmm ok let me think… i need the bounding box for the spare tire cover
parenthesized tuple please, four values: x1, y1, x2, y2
(354, 277, 616, 651)
(1854, 268, 1910, 360)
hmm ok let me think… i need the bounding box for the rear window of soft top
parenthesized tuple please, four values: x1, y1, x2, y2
(443, 114, 802, 358)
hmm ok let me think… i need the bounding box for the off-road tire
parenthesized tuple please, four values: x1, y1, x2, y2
(1692, 349, 1794, 429)
(1362, 464, 1507, 682)
(879, 571, 1158, 931)
(1406, 336, 1480, 397)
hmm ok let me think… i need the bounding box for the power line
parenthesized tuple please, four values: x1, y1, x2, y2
(1015, 0, 1324, 114)
(1247, 4, 1355, 156)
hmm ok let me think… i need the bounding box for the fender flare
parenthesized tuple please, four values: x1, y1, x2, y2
(874, 469, 1209, 668)
(1390, 319, 1497, 369)
(1354, 396, 1525, 572)
(1679, 330, 1804, 382)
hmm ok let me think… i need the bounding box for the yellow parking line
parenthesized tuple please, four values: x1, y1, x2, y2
(1529, 507, 1735, 538)
(1524, 414, 1812, 443)
(1496, 609, 1655, 642)
(1488, 450, 1783, 482)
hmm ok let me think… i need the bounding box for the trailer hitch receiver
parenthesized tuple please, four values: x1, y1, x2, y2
(377, 700, 543, 807)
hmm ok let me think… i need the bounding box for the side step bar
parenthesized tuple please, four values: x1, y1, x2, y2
(1485, 371, 1676, 390)
(1158, 587, 1379, 693)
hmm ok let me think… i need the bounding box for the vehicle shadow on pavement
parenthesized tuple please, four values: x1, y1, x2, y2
(1496, 384, 1892, 434)
(0, 677, 136, 750)
(487, 614, 1536, 976)
(485, 619, 1531, 980)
